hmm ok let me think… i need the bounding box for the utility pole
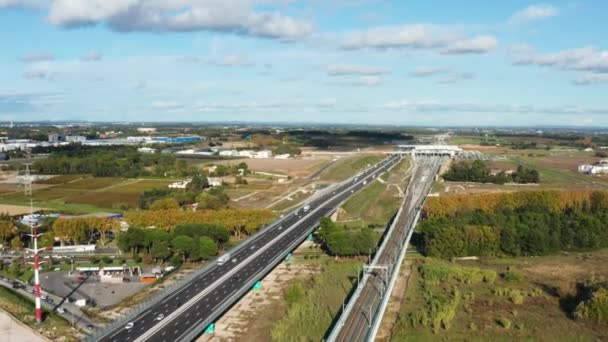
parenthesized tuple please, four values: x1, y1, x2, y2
(24, 149, 43, 324)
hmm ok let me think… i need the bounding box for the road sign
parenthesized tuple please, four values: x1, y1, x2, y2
(252, 281, 262, 290)
(204, 323, 215, 334)
(286, 253, 292, 264)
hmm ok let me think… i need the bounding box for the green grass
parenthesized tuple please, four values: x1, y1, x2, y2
(0, 268, 34, 283)
(339, 179, 399, 226)
(59, 177, 126, 190)
(390, 251, 608, 341)
(516, 157, 608, 187)
(271, 259, 360, 341)
(0, 286, 77, 340)
(320, 155, 384, 182)
(270, 191, 313, 212)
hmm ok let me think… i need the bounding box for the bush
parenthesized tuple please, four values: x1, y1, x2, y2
(497, 317, 512, 329)
(102, 256, 112, 264)
(574, 286, 608, 324)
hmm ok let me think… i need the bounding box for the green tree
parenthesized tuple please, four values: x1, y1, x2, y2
(199, 236, 218, 260)
(171, 235, 198, 262)
(10, 236, 21, 250)
(150, 197, 180, 210)
(150, 241, 172, 262)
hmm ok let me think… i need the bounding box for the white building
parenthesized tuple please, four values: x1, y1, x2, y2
(137, 127, 157, 133)
(168, 179, 191, 189)
(208, 177, 223, 187)
(66, 135, 87, 143)
(578, 160, 608, 175)
(274, 154, 291, 159)
(138, 147, 157, 154)
(254, 150, 273, 159)
(238, 150, 255, 158)
(219, 150, 239, 157)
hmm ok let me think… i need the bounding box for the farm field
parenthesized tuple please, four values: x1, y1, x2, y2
(388, 249, 608, 341)
(0, 177, 176, 212)
(65, 179, 175, 209)
(201, 157, 331, 178)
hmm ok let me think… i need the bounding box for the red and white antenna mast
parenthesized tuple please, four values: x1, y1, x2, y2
(24, 149, 43, 324)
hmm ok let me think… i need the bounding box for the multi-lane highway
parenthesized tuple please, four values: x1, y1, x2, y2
(95, 154, 403, 342)
(331, 156, 443, 342)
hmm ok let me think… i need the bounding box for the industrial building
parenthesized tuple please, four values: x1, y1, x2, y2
(578, 160, 608, 175)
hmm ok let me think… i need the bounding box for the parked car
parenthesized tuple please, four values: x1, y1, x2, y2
(56, 307, 65, 314)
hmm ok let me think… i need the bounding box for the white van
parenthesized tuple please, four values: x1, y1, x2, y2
(217, 253, 231, 266)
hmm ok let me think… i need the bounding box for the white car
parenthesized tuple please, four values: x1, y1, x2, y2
(56, 307, 65, 314)
(125, 322, 134, 330)
(156, 314, 164, 321)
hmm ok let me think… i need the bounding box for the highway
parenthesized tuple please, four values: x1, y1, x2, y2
(94, 154, 403, 342)
(332, 156, 443, 342)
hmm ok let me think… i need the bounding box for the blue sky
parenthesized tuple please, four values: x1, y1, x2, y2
(0, 0, 607, 126)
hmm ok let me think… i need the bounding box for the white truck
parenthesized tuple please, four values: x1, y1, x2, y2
(217, 253, 231, 266)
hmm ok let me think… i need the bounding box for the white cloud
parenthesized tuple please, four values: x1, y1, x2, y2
(326, 64, 390, 76)
(213, 54, 250, 66)
(0, 0, 47, 8)
(410, 67, 475, 83)
(383, 99, 608, 115)
(440, 35, 497, 55)
(573, 73, 608, 85)
(151, 101, 182, 109)
(22, 70, 53, 79)
(81, 51, 103, 61)
(340, 24, 497, 54)
(510, 3, 559, 23)
(352, 75, 382, 86)
(437, 71, 476, 84)
(19, 51, 54, 62)
(318, 98, 336, 107)
(47, 0, 313, 40)
(410, 67, 450, 77)
(514, 46, 608, 74)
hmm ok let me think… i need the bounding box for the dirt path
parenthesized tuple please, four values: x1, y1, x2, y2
(376, 258, 414, 341)
(197, 241, 320, 342)
(0, 310, 49, 342)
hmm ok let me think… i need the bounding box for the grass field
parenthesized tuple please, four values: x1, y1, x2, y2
(337, 158, 409, 227)
(0, 178, 176, 212)
(271, 259, 361, 341)
(65, 179, 175, 209)
(389, 249, 608, 341)
(320, 154, 385, 182)
(0, 286, 76, 341)
(59, 177, 125, 190)
(270, 190, 314, 211)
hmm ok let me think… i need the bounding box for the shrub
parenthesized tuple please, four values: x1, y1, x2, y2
(497, 317, 512, 329)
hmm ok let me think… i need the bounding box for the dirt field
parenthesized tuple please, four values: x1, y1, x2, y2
(211, 157, 330, 178)
(197, 241, 320, 342)
(0, 310, 48, 342)
(0, 204, 47, 215)
(532, 156, 602, 172)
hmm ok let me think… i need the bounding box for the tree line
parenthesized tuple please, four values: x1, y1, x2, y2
(29, 145, 203, 178)
(117, 223, 228, 264)
(442, 160, 539, 184)
(316, 218, 376, 257)
(417, 190, 608, 258)
(124, 208, 274, 236)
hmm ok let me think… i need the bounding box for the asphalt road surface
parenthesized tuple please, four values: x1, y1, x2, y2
(96, 155, 402, 342)
(333, 156, 443, 342)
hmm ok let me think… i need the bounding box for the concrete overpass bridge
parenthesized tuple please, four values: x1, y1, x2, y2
(393, 144, 463, 157)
